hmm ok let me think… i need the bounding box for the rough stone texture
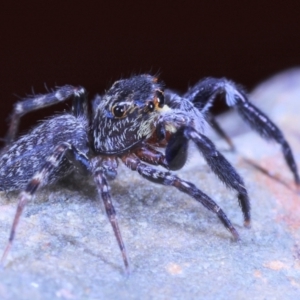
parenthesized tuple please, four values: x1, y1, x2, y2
(1, 69, 300, 299)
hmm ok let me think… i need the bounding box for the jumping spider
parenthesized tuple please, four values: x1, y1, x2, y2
(0, 75, 299, 271)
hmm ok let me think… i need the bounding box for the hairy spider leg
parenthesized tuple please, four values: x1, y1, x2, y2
(122, 153, 240, 241)
(235, 99, 300, 185)
(184, 127, 250, 226)
(136, 128, 250, 227)
(184, 77, 300, 185)
(0, 142, 90, 265)
(91, 158, 129, 272)
(5, 85, 86, 147)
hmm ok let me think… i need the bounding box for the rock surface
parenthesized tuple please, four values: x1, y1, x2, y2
(1, 69, 300, 299)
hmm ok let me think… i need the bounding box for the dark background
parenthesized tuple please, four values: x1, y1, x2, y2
(1, 1, 300, 139)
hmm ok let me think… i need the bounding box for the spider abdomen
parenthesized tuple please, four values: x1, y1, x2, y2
(0, 114, 89, 191)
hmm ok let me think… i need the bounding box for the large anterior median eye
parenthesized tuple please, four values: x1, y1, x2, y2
(155, 90, 164, 108)
(112, 104, 127, 118)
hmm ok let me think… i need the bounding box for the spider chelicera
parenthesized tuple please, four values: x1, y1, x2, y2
(0, 74, 298, 271)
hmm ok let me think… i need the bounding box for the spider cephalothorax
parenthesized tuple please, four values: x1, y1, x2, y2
(0, 74, 298, 272)
(93, 74, 166, 154)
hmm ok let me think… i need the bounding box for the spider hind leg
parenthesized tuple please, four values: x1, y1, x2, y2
(185, 77, 300, 185)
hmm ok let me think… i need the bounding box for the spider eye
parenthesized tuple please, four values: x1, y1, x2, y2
(156, 90, 164, 108)
(112, 104, 126, 118)
(147, 102, 155, 112)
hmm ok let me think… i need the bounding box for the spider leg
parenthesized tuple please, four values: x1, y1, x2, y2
(172, 127, 250, 226)
(147, 121, 250, 224)
(134, 134, 249, 227)
(0, 142, 90, 265)
(235, 96, 300, 185)
(184, 77, 300, 184)
(5, 85, 87, 147)
(122, 153, 240, 241)
(91, 157, 129, 272)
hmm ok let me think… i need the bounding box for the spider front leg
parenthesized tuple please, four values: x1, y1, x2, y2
(91, 157, 129, 272)
(122, 153, 240, 241)
(184, 77, 300, 184)
(5, 85, 87, 147)
(162, 126, 250, 226)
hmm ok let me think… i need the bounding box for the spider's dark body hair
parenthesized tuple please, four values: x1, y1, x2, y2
(0, 114, 89, 190)
(0, 74, 298, 272)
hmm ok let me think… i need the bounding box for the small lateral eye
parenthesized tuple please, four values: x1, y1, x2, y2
(156, 90, 164, 108)
(147, 101, 155, 112)
(112, 104, 126, 118)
